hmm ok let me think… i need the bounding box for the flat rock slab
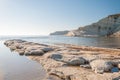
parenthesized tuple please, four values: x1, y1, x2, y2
(4, 39, 120, 80)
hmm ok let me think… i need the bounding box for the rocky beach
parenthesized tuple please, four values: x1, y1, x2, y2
(1, 0, 120, 80)
(4, 39, 120, 80)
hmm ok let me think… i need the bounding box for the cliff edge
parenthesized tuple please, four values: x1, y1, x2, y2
(49, 14, 120, 37)
(66, 14, 120, 37)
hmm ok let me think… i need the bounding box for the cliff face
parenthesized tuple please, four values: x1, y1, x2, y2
(50, 30, 69, 35)
(66, 14, 120, 37)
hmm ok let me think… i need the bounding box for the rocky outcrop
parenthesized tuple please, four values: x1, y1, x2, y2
(4, 39, 120, 80)
(90, 60, 114, 74)
(57, 57, 87, 66)
(48, 53, 63, 60)
(50, 30, 69, 35)
(66, 14, 120, 37)
(4, 39, 54, 56)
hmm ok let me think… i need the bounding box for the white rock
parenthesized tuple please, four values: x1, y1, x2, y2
(90, 60, 113, 74)
(24, 46, 44, 56)
(66, 14, 120, 37)
(25, 49, 44, 56)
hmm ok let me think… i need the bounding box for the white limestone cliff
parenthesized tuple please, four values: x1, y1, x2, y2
(66, 14, 120, 37)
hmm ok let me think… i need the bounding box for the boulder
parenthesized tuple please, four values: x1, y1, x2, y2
(4, 40, 14, 46)
(42, 47, 54, 52)
(25, 49, 44, 56)
(4, 39, 26, 47)
(24, 46, 45, 56)
(49, 53, 63, 60)
(59, 57, 86, 66)
(68, 57, 86, 66)
(90, 60, 113, 74)
(9, 45, 17, 50)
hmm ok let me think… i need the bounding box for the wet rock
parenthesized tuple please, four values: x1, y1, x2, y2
(90, 60, 113, 74)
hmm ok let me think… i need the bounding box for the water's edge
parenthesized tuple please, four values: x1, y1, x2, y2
(0, 41, 46, 80)
(4, 39, 120, 80)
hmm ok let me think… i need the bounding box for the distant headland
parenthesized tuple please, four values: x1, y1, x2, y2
(50, 13, 120, 37)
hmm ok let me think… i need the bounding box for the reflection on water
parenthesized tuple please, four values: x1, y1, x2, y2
(0, 41, 46, 80)
(0, 36, 120, 80)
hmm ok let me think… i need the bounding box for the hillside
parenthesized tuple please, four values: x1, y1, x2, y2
(50, 30, 69, 35)
(65, 14, 120, 37)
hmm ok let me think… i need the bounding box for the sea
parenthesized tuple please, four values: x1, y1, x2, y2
(0, 35, 120, 80)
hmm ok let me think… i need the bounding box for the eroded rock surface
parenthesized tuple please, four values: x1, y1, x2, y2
(66, 14, 120, 37)
(90, 60, 114, 74)
(4, 39, 120, 80)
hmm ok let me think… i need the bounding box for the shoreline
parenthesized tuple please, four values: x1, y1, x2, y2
(4, 39, 120, 80)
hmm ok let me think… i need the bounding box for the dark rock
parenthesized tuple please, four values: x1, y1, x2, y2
(49, 53, 63, 60)
(42, 47, 54, 52)
(111, 67, 119, 73)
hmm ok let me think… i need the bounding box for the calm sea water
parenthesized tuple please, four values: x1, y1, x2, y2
(1, 35, 120, 48)
(0, 35, 120, 80)
(0, 38, 46, 80)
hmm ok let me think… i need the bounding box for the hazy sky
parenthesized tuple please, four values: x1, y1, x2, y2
(0, 0, 120, 35)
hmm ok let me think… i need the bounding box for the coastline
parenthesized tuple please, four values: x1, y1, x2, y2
(4, 39, 120, 80)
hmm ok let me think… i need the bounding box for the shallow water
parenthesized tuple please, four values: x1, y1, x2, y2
(1, 36, 120, 80)
(0, 40, 46, 80)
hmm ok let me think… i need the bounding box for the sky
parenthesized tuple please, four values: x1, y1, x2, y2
(0, 0, 120, 36)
